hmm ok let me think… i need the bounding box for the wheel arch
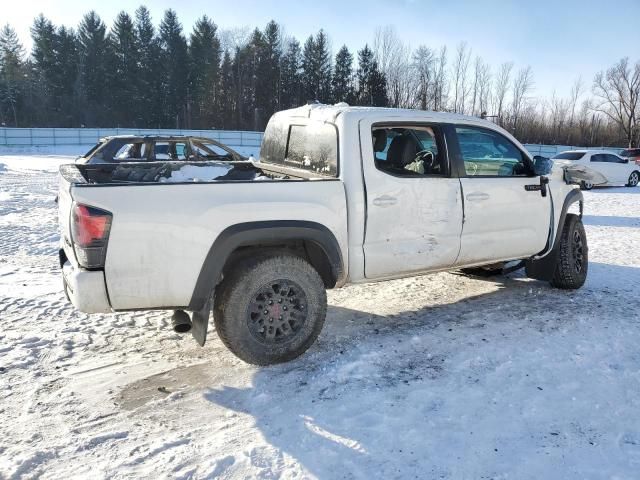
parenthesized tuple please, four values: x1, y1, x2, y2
(525, 189, 584, 281)
(188, 221, 345, 312)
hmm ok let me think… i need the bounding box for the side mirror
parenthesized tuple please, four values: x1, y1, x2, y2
(533, 155, 553, 176)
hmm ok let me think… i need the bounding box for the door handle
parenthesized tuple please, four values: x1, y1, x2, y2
(372, 195, 397, 207)
(465, 192, 490, 201)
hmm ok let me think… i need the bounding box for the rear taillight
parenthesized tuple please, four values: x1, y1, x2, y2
(70, 203, 112, 269)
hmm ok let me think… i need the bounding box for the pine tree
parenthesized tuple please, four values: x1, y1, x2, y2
(30, 15, 57, 125)
(260, 21, 282, 120)
(77, 11, 110, 126)
(0, 24, 26, 126)
(159, 9, 189, 128)
(53, 26, 79, 126)
(189, 15, 220, 129)
(217, 50, 234, 129)
(301, 30, 332, 103)
(134, 6, 161, 127)
(369, 60, 388, 107)
(313, 30, 332, 102)
(280, 39, 302, 109)
(357, 44, 387, 107)
(331, 45, 355, 104)
(108, 11, 138, 126)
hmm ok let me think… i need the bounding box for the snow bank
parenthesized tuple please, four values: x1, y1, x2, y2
(0, 154, 73, 173)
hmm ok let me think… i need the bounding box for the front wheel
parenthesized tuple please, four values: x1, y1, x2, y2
(626, 171, 639, 187)
(214, 254, 327, 365)
(550, 214, 588, 290)
(580, 181, 593, 190)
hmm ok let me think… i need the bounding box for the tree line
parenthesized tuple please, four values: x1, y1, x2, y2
(0, 9, 638, 147)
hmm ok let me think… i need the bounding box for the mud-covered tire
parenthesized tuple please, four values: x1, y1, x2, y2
(626, 171, 639, 187)
(213, 254, 327, 365)
(550, 214, 588, 290)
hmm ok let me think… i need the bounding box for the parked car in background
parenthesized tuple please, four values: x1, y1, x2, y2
(552, 150, 640, 190)
(77, 135, 246, 164)
(620, 148, 640, 166)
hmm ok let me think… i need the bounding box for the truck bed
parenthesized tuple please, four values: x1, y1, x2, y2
(58, 160, 347, 311)
(60, 160, 324, 185)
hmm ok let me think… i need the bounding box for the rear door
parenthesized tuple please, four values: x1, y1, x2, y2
(589, 153, 618, 183)
(604, 153, 633, 183)
(359, 120, 463, 279)
(452, 125, 552, 265)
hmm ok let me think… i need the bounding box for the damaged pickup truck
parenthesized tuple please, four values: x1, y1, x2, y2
(58, 104, 588, 365)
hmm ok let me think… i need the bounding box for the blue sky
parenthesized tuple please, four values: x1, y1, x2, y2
(5, 0, 639, 98)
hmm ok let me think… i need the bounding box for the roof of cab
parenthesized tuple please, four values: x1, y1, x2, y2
(276, 103, 500, 126)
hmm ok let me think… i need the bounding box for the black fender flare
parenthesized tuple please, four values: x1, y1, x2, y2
(525, 189, 584, 281)
(188, 220, 345, 312)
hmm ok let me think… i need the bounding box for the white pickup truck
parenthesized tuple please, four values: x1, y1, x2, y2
(58, 104, 588, 364)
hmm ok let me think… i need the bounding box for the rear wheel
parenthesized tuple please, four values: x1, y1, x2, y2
(550, 214, 588, 290)
(213, 254, 327, 365)
(626, 171, 639, 187)
(580, 181, 593, 190)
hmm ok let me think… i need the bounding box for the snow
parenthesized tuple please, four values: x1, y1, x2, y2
(160, 164, 233, 183)
(2, 154, 640, 479)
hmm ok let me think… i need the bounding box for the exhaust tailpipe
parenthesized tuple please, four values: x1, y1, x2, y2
(172, 310, 192, 333)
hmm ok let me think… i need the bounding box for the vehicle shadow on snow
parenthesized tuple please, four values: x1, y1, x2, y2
(583, 215, 640, 228)
(588, 186, 640, 194)
(202, 262, 639, 477)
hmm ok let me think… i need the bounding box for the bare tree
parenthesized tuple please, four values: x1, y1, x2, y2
(219, 27, 251, 52)
(592, 57, 640, 147)
(493, 62, 513, 125)
(510, 66, 534, 136)
(412, 45, 435, 110)
(373, 26, 415, 108)
(477, 61, 492, 117)
(433, 46, 448, 111)
(451, 42, 471, 113)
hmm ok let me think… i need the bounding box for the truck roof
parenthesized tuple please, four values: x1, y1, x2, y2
(278, 103, 499, 127)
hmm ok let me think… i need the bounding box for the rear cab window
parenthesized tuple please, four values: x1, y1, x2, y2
(260, 117, 338, 176)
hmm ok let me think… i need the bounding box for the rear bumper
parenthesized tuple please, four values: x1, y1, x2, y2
(62, 261, 112, 313)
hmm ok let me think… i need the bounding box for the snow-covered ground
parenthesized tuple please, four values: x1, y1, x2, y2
(1, 154, 640, 479)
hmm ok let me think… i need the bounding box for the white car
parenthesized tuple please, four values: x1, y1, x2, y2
(552, 150, 640, 190)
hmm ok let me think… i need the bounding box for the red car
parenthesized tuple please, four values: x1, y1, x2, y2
(620, 148, 640, 166)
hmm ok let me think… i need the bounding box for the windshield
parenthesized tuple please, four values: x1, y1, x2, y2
(552, 152, 586, 160)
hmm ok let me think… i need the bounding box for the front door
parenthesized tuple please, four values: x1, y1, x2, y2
(360, 120, 463, 279)
(452, 125, 552, 265)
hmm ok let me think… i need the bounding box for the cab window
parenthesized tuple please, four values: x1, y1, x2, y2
(455, 126, 530, 177)
(372, 126, 446, 176)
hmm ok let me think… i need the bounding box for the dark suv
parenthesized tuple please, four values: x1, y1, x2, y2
(78, 135, 246, 164)
(620, 148, 640, 166)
